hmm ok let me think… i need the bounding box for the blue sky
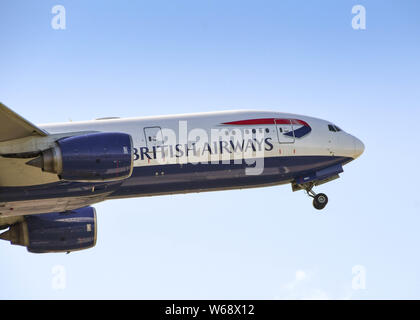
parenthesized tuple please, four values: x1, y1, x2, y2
(1, 0, 419, 299)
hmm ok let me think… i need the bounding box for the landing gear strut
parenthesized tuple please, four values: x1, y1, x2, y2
(305, 186, 328, 210)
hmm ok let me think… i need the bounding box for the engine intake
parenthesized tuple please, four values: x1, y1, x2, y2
(27, 132, 133, 182)
(0, 207, 97, 253)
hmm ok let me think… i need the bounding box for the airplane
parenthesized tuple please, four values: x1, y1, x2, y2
(0, 102, 364, 253)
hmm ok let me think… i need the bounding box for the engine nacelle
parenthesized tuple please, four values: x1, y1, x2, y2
(0, 207, 97, 253)
(27, 132, 133, 182)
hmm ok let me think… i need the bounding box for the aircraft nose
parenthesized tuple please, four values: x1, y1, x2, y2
(353, 137, 365, 159)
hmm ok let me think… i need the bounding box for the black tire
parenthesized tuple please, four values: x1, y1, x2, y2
(313, 193, 328, 210)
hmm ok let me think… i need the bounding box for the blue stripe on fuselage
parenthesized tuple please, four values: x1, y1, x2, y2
(0, 156, 352, 203)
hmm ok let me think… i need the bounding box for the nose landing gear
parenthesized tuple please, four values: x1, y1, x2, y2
(292, 181, 330, 210)
(306, 187, 328, 210)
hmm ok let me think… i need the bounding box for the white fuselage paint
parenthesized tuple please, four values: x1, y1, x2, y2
(0, 110, 364, 218)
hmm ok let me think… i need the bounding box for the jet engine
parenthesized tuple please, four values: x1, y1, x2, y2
(27, 132, 133, 182)
(0, 207, 97, 253)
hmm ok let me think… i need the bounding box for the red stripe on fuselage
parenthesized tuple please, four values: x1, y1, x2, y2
(221, 118, 309, 127)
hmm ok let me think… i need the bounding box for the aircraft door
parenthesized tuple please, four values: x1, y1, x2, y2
(326, 124, 341, 156)
(275, 119, 295, 143)
(144, 126, 164, 148)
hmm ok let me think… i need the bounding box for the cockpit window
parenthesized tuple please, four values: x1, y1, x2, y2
(328, 124, 342, 132)
(328, 124, 336, 132)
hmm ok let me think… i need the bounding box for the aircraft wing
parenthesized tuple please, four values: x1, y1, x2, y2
(0, 102, 48, 142)
(0, 103, 58, 190)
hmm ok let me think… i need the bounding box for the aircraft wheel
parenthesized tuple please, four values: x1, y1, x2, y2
(313, 193, 328, 210)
